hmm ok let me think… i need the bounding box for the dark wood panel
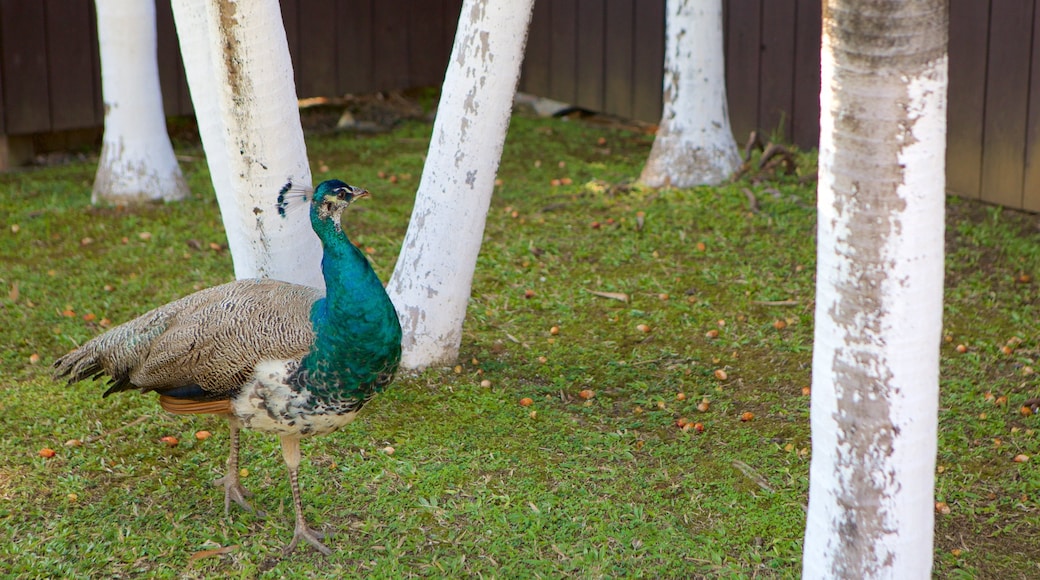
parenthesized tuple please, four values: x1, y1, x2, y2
(442, 0, 464, 65)
(1, 0, 51, 134)
(631, 0, 664, 122)
(980, 0, 1032, 208)
(371, 1, 409, 89)
(1024, 2, 1040, 211)
(336, 0, 373, 94)
(790, 0, 821, 149)
(407, 0, 447, 88)
(603, 0, 634, 118)
(156, 0, 191, 116)
(725, 0, 762, 142)
(521, 0, 551, 97)
(946, 0, 990, 199)
(45, 0, 99, 130)
(280, 0, 300, 73)
(758, 0, 796, 142)
(549, 0, 578, 103)
(575, 0, 605, 111)
(297, 0, 338, 97)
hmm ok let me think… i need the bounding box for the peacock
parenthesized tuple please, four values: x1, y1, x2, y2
(53, 179, 402, 555)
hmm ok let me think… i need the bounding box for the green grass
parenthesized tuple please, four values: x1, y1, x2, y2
(1, 110, 1039, 578)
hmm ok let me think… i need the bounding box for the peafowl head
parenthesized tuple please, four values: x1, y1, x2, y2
(310, 179, 369, 232)
(276, 178, 369, 241)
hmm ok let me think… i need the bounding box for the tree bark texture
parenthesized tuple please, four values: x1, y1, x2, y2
(639, 0, 740, 188)
(172, 0, 322, 288)
(93, 0, 188, 205)
(803, 1, 948, 578)
(387, 0, 535, 369)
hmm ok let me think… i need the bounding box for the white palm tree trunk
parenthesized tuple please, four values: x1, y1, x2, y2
(802, 1, 948, 577)
(93, 0, 188, 204)
(639, 0, 740, 188)
(387, 0, 535, 369)
(171, 0, 321, 288)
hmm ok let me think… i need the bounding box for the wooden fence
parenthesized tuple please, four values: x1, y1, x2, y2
(0, 1, 1038, 211)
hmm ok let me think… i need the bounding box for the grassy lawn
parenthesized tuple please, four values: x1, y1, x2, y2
(1, 106, 1039, 578)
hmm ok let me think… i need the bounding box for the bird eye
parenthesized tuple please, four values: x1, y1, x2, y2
(335, 188, 348, 200)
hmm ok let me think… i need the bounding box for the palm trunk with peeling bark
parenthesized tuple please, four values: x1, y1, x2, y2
(639, 0, 740, 188)
(386, 0, 535, 369)
(802, 1, 948, 578)
(93, 0, 188, 205)
(171, 0, 321, 288)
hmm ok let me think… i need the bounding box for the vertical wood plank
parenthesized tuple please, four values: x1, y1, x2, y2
(790, 0, 821, 149)
(549, 0, 578, 104)
(1024, 2, 1040, 211)
(87, 0, 105, 123)
(336, 0, 373, 94)
(297, 0, 338, 97)
(44, 0, 97, 131)
(575, 0, 605, 112)
(371, 1, 410, 89)
(725, 0, 762, 143)
(631, 0, 664, 122)
(946, 0, 990, 200)
(521, 0, 551, 97)
(758, 0, 796, 142)
(156, 0, 187, 116)
(407, 0, 446, 87)
(603, 0, 634, 118)
(1, 0, 51, 134)
(442, 0, 464, 68)
(280, 0, 300, 75)
(980, 0, 1032, 209)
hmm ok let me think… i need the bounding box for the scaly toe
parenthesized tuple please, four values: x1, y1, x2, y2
(284, 524, 332, 556)
(213, 475, 264, 517)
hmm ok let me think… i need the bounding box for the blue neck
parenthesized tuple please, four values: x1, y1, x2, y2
(298, 215, 402, 399)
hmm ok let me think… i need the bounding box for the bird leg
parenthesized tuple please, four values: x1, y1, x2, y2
(280, 434, 331, 556)
(213, 415, 263, 516)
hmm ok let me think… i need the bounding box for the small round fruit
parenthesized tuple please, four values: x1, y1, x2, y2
(195, 430, 212, 441)
(693, 422, 705, 432)
(519, 397, 534, 407)
(578, 389, 595, 400)
(705, 329, 719, 339)
(714, 369, 728, 380)
(740, 412, 755, 422)
(480, 379, 492, 388)
(160, 436, 179, 447)
(636, 324, 651, 333)
(39, 448, 56, 458)
(955, 344, 967, 353)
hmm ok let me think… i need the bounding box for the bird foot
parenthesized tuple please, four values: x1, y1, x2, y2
(284, 522, 331, 556)
(213, 474, 265, 517)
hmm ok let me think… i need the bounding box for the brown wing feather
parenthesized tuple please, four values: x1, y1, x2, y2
(54, 278, 321, 399)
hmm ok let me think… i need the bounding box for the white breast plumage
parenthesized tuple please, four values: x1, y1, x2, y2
(231, 360, 359, 437)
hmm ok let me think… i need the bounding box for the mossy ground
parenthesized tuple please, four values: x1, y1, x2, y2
(1, 104, 1038, 578)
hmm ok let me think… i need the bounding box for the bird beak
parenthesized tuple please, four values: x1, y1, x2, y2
(348, 186, 370, 201)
